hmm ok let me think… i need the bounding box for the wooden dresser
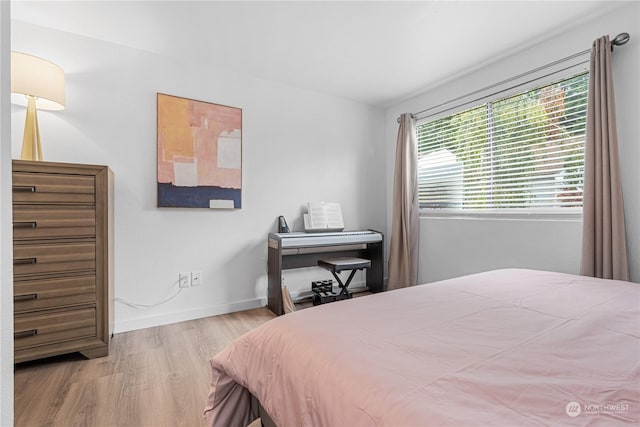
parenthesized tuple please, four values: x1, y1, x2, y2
(12, 160, 114, 363)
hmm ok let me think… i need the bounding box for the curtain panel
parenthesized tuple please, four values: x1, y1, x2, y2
(580, 35, 629, 281)
(388, 113, 419, 289)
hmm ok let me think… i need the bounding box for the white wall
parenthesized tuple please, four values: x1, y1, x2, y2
(385, 2, 640, 283)
(10, 21, 387, 332)
(0, 2, 13, 425)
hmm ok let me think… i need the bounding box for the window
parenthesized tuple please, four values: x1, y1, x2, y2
(417, 72, 588, 212)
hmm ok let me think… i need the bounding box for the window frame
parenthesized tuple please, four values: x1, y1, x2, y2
(415, 61, 589, 219)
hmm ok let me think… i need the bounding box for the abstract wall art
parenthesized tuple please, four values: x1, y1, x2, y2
(157, 93, 242, 208)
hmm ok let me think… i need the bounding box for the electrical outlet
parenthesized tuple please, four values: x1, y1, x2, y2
(179, 272, 191, 288)
(191, 271, 202, 286)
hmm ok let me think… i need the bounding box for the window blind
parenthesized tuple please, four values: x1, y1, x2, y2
(417, 72, 588, 210)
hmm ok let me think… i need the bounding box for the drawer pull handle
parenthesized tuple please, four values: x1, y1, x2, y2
(14, 294, 37, 302)
(14, 329, 37, 339)
(13, 222, 37, 229)
(13, 186, 36, 193)
(14, 258, 37, 265)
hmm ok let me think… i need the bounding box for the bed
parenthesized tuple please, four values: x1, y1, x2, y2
(204, 269, 639, 426)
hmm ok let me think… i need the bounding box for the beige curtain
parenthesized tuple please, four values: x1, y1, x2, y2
(580, 35, 629, 281)
(388, 113, 419, 290)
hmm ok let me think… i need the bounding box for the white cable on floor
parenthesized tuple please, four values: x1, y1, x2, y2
(114, 284, 183, 308)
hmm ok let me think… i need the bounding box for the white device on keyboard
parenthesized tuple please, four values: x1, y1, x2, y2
(274, 230, 382, 248)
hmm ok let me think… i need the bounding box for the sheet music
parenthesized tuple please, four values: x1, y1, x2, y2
(305, 202, 345, 231)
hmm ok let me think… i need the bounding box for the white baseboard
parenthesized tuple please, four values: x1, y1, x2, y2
(113, 297, 266, 334)
(113, 278, 382, 334)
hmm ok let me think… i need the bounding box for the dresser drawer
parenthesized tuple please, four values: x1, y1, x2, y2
(13, 207, 96, 240)
(13, 242, 95, 276)
(14, 276, 96, 314)
(14, 308, 96, 350)
(13, 172, 95, 205)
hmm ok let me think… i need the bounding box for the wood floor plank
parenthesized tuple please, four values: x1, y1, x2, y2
(14, 307, 275, 427)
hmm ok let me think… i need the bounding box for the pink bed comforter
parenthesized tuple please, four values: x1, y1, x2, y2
(204, 269, 640, 426)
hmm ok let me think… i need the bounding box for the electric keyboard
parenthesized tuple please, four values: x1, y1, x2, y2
(267, 229, 385, 315)
(271, 230, 382, 248)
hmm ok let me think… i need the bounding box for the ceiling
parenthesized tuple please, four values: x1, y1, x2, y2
(10, 1, 626, 107)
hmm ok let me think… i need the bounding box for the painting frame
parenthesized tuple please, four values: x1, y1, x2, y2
(157, 93, 242, 209)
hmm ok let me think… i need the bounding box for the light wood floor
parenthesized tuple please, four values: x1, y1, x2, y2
(14, 308, 276, 427)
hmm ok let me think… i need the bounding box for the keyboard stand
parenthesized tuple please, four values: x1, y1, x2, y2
(267, 230, 384, 315)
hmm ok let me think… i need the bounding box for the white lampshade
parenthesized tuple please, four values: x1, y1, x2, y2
(11, 52, 65, 111)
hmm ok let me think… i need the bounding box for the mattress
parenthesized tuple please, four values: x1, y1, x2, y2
(204, 269, 639, 426)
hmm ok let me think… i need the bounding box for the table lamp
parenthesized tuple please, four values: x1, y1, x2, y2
(11, 52, 65, 161)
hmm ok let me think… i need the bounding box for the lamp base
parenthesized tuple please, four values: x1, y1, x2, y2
(21, 95, 43, 161)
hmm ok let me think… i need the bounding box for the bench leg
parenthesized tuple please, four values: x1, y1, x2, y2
(331, 269, 359, 299)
